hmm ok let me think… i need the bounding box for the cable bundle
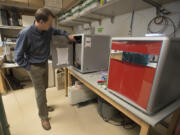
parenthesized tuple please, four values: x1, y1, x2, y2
(147, 15, 176, 37)
(97, 97, 137, 129)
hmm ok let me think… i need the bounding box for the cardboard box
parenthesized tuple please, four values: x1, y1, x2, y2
(7, 0, 28, 3)
(0, 0, 43, 8)
(29, 0, 44, 8)
(22, 15, 34, 27)
(4, 0, 28, 7)
(45, 0, 62, 9)
(62, 0, 81, 11)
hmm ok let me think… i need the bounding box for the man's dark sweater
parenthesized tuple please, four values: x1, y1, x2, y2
(14, 24, 69, 70)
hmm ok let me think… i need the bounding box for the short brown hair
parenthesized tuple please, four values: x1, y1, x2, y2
(35, 8, 55, 22)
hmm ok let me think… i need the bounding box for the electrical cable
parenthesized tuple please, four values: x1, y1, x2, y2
(128, 10, 135, 36)
(147, 15, 176, 37)
(99, 98, 137, 129)
(167, 16, 177, 37)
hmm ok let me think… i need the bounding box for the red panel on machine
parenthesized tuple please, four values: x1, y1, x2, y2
(108, 41, 162, 109)
(112, 41, 161, 55)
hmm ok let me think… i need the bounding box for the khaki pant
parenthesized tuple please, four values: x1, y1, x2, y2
(27, 62, 48, 120)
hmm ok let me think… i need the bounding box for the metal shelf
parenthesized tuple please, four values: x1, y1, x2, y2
(0, 26, 24, 30)
(93, 0, 178, 16)
(72, 11, 106, 25)
(0, 42, 16, 46)
(58, 0, 178, 27)
(59, 20, 84, 27)
(59, 8, 105, 27)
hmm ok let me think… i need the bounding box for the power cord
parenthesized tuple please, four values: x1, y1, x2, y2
(99, 98, 137, 129)
(147, 15, 176, 37)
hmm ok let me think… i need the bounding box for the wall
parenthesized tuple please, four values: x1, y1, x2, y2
(22, 15, 58, 28)
(74, 1, 180, 37)
(58, 25, 73, 33)
(2, 15, 34, 37)
(22, 15, 34, 27)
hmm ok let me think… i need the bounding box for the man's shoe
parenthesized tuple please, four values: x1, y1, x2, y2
(41, 119, 51, 130)
(47, 106, 54, 112)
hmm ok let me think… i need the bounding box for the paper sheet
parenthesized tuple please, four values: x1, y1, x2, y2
(85, 37, 91, 48)
(56, 48, 69, 66)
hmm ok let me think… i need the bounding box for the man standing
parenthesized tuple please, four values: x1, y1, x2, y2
(14, 8, 75, 130)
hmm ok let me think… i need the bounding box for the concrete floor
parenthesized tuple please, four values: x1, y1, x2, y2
(2, 86, 167, 135)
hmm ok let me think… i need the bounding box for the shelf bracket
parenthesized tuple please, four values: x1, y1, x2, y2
(58, 24, 74, 31)
(80, 16, 102, 25)
(72, 19, 92, 27)
(91, 12, 114, 24)
(110, 16, 115, 24)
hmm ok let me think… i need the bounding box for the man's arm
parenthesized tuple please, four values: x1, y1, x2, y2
(50, 27, 69, 36)
(50, 27, 76, 42)
(14, 32, 30, 70)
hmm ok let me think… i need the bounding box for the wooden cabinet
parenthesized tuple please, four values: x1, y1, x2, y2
(6, 0, 28, 4)
(0, 0, 28, 8)
(29, 0, 44, 8)
(0, 0, 44, 9)
(62, 0, 81, 11)
(45, 0, 62, 9)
